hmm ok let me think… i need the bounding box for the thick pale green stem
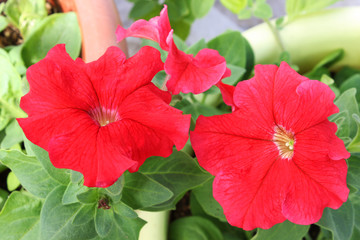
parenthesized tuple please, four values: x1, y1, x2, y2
(0, 98, 27, 118)
(243, 7, 360, 72)
(136, 210, 170, 240)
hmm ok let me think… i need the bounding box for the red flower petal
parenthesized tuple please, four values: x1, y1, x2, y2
(191, 62, 349, 229)
(216, 81, 237, 111)
(164, 32, 227, 94)
(18, 44, 190, 188)
(116, 5, 171, 50)
(273, 62, 338, 133)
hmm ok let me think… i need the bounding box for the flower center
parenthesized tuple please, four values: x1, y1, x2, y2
(273, 126, 295, 159)
(89, 107, 120, 127)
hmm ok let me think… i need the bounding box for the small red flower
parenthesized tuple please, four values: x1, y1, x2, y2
(190, 62, 350, 230)
(116, 5, 227, 95)
(18, 44, 190, 188)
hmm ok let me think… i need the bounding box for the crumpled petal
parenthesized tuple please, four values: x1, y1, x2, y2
(116, 5, 171, 50)
(164, 32, 227, 94)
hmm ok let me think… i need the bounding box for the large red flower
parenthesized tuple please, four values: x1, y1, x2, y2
(18, 44, 190, 188)
(116, 5, 227, 95)
(190, 62, 350, 230)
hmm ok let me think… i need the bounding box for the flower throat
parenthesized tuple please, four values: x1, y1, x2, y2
(273, 126, 295, 159)
(89, 107, 120, 126)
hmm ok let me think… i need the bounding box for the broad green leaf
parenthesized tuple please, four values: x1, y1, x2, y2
(220, 0, 247, 14)
(72, 203, 96, 225)
(0, 15, 7, 32)
(76, 188, 99, 204)
(237, 8, 252, 20)
(347, 114, 360, 153)
(252, 220, 309, 240)
(0, 188, 8, 210)
(208, 30, 254, 78)
(347, 156, 360, 193)
(286, 0, 341, 20)
(152, 70, 167, 89)
(166, 0, 190, 22)
(169, 216, 223, 240)
(252, 0, 273, 19)
(330, 89, 360, 139)
(25, 139, 70, 185)
(340, 74, 360, 102)
(112, 212, 146, 240)
(316, 199, 354, 240)
(335, 66, 360, 87)
(222, 64, 246, 85)
(105, 175, 124, 197)
(1, 119, 23, 149)
(129, 0, 162, 20)
(62, 181, 87, 205)
(0, 150, 63, 198)
(113, 201, 138, 218)
(95, 207, 113, 238)
(70, 170, 83, 184)
(6, 171, 20, 191)
(186, 39, 207, 55)
(22, 12, 81, 67)
(190, 0, 215, 18)
(122, 171, 173, 209)
(41, 186, 97, 240)
(192, 178, 226, 221)
(171, 19, 192, 40)
(181, 101, 227, 120)
(0, 191, 42, 240)
(140, 150, 212, 210)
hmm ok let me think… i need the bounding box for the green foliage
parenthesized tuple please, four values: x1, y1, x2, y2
(252, 0, 273, 19)
(0, 15, 8, 32)
(339, 74, 360, 103)
(169, 216, 224, 240)
(220, 0, 247, 14)
(21, 12, 81, 67)
(252, 221, 309, 240)
(0, 191, 42, 240)
(0, 188, 8, 210)
(286, 0, 341, 21)
(6, 171, 20, 191)
(192, 178, 226, 221)
(4, 0, 47, 38)
(1, 120, 23, 149)
(316, 200, 355, 240)
(191, 0, 216, 18)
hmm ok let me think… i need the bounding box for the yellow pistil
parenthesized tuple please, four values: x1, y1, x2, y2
(273, 126, 295, 159)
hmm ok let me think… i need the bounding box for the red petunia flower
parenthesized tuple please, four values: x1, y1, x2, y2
(116, 5, 227, 95)
(190, 62, 350, 230)
(18, 44, 191, 188)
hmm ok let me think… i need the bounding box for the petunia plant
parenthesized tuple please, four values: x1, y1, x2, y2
(0, 0, 360, 240)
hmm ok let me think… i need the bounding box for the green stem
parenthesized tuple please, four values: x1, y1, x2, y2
(0, 98, 27, 118)
(264, 18, 285, 52)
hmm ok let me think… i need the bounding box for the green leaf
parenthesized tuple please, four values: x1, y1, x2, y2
(330, 89, 360, 140)
(0, 150, 64, 198)
(25, 139, 70, 185)
(72, 203, 96, 225)
(169, 216, 223, 240)
(4, 0, 47, 37)
(237, 8, 252, 20)
(62, 181, 88, 205)
(252, 220, 309, 240)
(1, 119, 23, 149)
(122, 171, 173, 209)
(190, 0, 215, 18)
(70, 170, 83, 184)
(112, 211, 146, 240)
(181, 101, 227, 120)
(105, 175, 124, 197)
(22, 12, 81, 67)
(171, 19, 192, 40)
(76, 188, 99, 205)
(340, 74, 360, 102)
(252, 0, 273, 19)
(6, 171, 20, 191)
(0, 189, 8, 210)
(348, 156, 360, 193)
(192, 178, 226, 221)
(186, 39, 207, 55)
(113, 201, 138, 218)
(208, 30, 254, 78)
(0, 191, 42, 240)
(140, 150, 212, 210)
(129, 0, 162, 20)
(222, 64, 246, 85)
(347, 114, 360, 153)
(316, 199, 355, 240)
(0, 15, 8, 32)
(41, 186, 98, 240)
(95, 207, 113, 238)
(286, 0, 341, 20)
(220, 0, 247, 14)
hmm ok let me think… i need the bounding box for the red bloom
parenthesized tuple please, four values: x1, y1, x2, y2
(190, 62, 349, 230)
(116, 5, 227, 95)
(18, 44, 190, 188)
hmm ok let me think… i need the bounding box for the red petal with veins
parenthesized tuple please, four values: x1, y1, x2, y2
(164, 33, 227, 94)
(191, 62, 349, 230)
(18, 44, 190, 188)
